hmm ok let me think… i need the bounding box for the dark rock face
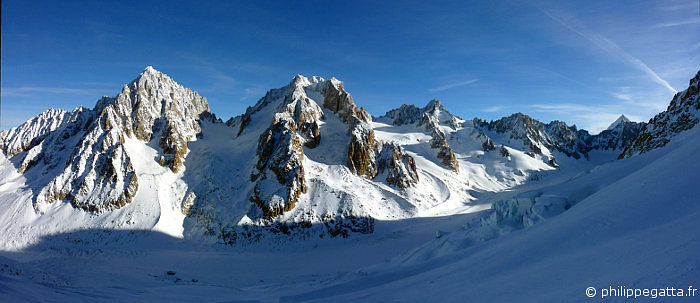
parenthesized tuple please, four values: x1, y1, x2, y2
(319, 79, 420, 187)
(475, 110, 647, 160)
(347, 126, 379, 179)
(430, 130, 459, 173)
(250, 119, 307, 218)
(499, 145, 510, 159)
(322, 80, 371, 126)
(247, 76, 325, 218)
(299, 120, 321, 148)
(213, 214, 376, 246)
(619, 70, 700, 158)
(591, 121, 645, 151)
(381, 99, 460, 173)
(383, 104, 422, 126)
(478, 132, 496, 152)
(377, 143, 419, 188)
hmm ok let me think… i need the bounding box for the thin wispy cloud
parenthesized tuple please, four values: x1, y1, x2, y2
(652, 18, 700, 28)
(1, 86, 112, 97)
(483, 106, 504, 113)
(609, 86, 667, 112)
(429, 79, 478, 92)
(173, 55, 238, 92)
(537, 7, 677, 94)
(660, 1, 699, 11)
(240, 87, 268, 100)
(610, 90, 632, 102)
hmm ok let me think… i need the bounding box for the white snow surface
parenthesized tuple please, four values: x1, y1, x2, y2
(0, 117, 696, 302)
(0, 69, 698, 302)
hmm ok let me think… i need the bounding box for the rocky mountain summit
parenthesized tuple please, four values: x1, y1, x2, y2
(379, 99, 460, 172)
(0, 66, 208, 213)
(474, 111, 645, 161)
(619, 70, 700, 158)
(1, 67, 698, 245)
(606, 115, 630, 131)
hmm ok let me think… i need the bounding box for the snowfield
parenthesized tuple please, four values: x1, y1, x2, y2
(0, 68, 698, 302)
(0, 121, 697, 302)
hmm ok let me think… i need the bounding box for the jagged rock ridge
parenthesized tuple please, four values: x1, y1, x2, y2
(3, 67, 697, 245)
(380, 99, 460, 172)
(0, 66, 209, 213)
(474, 112, 646, 161)
(619, 70, 700, 158)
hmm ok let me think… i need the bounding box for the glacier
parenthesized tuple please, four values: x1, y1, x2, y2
(0, 67, 698, 302)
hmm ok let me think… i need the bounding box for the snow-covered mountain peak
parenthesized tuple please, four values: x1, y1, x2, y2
(290, 74, 312, 87)
(3, 67, 697, 248)
(475, 111, 646, 159)
(424, 99, 444, 112)
(286, 75, 329, 96)
(0, 108, 69, 157)
(0, 67, 211, 215)
(606, 114, 631, 130)
(143, 65, 158, 74)
(379, 99, 459, 128)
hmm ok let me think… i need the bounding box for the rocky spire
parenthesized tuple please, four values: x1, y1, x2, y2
(619, 70, 700, 158)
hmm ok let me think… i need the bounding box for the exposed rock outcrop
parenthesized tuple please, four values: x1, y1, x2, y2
(499, 144, 511, 159)
(247, 76, 326, 218)
(104, 66, 210, 173)
(377, 143, 419, 188)
(322, 78, 371, 126)
(477, 132, 496, 152)
(0, 108, 70, 158)
(381, 99, 460, 173)
(619, 70, 700, 158)
(0, 67, 209, 213)
(250, 118, 307, 218)
(320, 78, 380, 179)
(430, 129, 459, 173)
(319, 78, 420, 186)
(591, 118, 645, 151)
(347, 125, 379, 179)
(475, 111, 646, 160)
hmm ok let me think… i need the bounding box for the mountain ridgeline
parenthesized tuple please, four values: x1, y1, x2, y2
(473, 112, 645, 161)
(1, 67, 698, 245)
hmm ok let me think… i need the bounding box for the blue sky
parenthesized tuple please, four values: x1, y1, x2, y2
(2, 0, 699, 133)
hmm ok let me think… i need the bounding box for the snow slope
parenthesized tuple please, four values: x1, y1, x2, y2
(0, 68, 597, 248)
(0, 118, 696, 303)
(283, 128, 700, 302)
(281, 121, 700, 303)
(0, 67, 697, 302)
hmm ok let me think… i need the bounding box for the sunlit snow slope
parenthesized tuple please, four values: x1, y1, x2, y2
(282, 121, 700, 303)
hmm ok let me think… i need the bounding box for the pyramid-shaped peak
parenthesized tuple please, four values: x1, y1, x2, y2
(109, 66, 209, 115)
(425, 99, 443, 109)
(606, 115, 631, 130)
(140, 66, 166, 78)
(129, 66, 172, 85)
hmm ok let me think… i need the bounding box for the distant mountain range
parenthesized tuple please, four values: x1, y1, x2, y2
(1, 67, 698, 247)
